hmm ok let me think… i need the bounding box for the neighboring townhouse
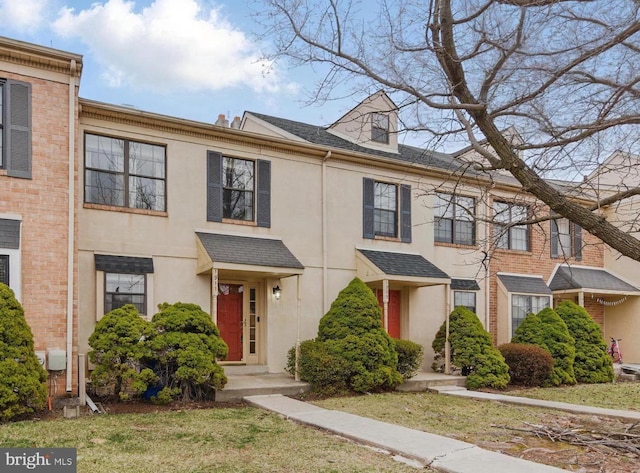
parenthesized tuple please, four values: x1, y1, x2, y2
(0, 37, 81, 395)
(584, 151, 640, 361)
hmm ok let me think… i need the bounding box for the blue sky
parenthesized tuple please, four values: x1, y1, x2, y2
(0, 0, 349, 128)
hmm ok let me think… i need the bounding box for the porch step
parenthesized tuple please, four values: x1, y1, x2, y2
(396, 371, 466, 393)
(215, 373, 309, 403)
(427, 385, 468, 394)
(221, 364, 269, 376)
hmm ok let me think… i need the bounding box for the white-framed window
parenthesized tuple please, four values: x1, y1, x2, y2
(454, 291, 476, 313)
(494, 202, 530, 251)
(435, 193, 475, 245)
(223, 157, 255, 221)
(104, 273, 146, 314)
(551, 217, 582, 259)
(371, 112, 389, 144)
(511, 294, 550, 337)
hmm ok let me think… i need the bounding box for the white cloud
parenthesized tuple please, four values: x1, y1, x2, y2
(0, 0, 48, 32)
(52, 0, 290, 94)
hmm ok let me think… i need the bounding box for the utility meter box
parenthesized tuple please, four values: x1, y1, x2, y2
(46, 349, 66, 371)
(35, 351, 46, 367)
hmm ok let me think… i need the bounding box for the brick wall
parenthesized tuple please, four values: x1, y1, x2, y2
(0, 70, 78, 396)
(488, 198, 605, 343)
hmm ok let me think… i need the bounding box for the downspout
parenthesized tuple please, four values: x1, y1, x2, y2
(66, 59, 77, 392)
(321, 151, 331, 313)
(484, 205, 491, 331)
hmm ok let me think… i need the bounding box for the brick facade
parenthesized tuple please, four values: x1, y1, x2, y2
(0, 52, 80, 397)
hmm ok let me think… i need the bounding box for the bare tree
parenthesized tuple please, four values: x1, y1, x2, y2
(256, 0, 640, 261)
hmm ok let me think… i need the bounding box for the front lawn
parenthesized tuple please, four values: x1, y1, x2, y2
(0, 406, 426, 473)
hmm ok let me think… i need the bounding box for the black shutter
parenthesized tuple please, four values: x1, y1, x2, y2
(400, 184, 412, 243)
(550, 219, 559, 258)
(256, 159, 271, 228)
(6, 80, 31, 179)
(206, 151, 223, 222)
(573, 223, 582, 260)
(363, 178, 375, 239)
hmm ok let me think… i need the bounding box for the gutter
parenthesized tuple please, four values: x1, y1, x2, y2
(322, 150, 332, 313)
(66, 59, 77, 392)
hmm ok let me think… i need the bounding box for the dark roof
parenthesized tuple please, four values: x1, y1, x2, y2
(247, 112, 471, 175)
(549, 266, 640, 292)
(94, 254, 154, 274)
(196, 232, 304, 269)
(357, 249, 449, 279)
(451, 279, 480, 291)
(498, 274, 551, 295)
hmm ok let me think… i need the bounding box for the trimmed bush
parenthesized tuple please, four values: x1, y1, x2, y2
(394, 339, 424, 380)
(512, 307, 576, 386)
(286, 340, 351, 395)
(312, 278, 402, 393)
(498, 343, 554, 386)
(555, 301, 614, 383)
(0, 283, 47, 421)
(150, 302, 228, 402)
(89, 304, 157, 400)
(432, 306, 510, 389)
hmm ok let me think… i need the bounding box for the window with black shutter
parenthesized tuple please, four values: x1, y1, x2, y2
(363, 178, 411, 242)
(551, 217, 582, 260)
(207, 151, 270, 227)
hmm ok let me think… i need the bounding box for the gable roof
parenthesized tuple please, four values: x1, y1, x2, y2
(498, 274, 552, 295)
(196, 232, 304, 270)
(548, 265, 640, 293)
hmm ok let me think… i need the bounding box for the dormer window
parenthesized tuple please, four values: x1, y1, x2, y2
(371, 113, 389, 144)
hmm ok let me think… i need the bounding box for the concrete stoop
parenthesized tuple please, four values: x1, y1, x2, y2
(397, 372, 466, 392)
(215, 373, 309, 403)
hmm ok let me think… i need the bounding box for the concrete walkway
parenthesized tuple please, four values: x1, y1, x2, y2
(434, 386, 640, 422)
(245, 394, 565, 472)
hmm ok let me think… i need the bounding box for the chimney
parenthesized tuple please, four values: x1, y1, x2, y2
(230, 116, 241, 129)
(215, 114, 229, 127)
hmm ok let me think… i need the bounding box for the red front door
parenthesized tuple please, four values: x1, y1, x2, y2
(217, 284, 243, 361)
(377, 289, 401, 339)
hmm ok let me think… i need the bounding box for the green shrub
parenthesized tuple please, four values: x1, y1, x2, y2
(150, 302, 228, 402)
(286, 340, 351, 395)
(313, 278, 402, 393)
(432, 306, 510, 389)
(393, 339, 424, 380)
(498, 343, 554, 386)
(88, 304, 157, 400)
(0, 284, 47, 421)
(555, 301, 614, 383)
(512, 307, 576, 386)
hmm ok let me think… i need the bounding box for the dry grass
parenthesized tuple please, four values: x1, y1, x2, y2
(0, 406, 428, 473)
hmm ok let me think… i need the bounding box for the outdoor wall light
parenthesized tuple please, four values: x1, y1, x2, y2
(272, 285, 282, 300)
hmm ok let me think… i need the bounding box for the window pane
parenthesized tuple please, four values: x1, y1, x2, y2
(374, 209, 396, 237)
(85, 135, 125, 172)
(494, 224, 509, 248)
(129, 176, 166, 211)
(511, 226, 529, 250)
(456, 196, 475, 221)
(435, 194, 453, 218)
(223, 189, 254, 220)
(223, 158, 254, 190)
(129, 142, 165, 178)
(493, 202, 511, 223)
(454, 291, 476, 313)
(511, 294, 530, 337)
(0, 255, 8, 285)
(455, 221, 474, 245)
(85, 170, 125, 206)
(435, 218, 453, 242)
(105, 273, 145, 314)
(375, 182, 396, 211)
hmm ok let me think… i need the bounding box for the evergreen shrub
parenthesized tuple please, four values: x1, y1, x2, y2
(498, 343, 554, 386)
(512, 307, 576, 386)
(0, 284, 47, 421)
(432, 306, 510, 389)
(88, 304, 157, 400)
(286, 340, 351, 395)
(150, 302, 228, 402)
(294, 278, 403, 393)
(393, 339, 424, 380)
(555, 301, 614, 383)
